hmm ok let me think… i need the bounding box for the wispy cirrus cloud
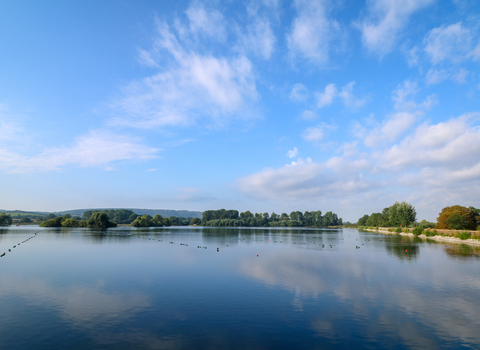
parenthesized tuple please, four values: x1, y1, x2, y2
(290, 83, 309, 102)
(361, 80, 437, 147)
(234, 1, 277, 60)
(314, 82, 365, 109)
(286, 0, 342, 66)
(424, 22, 479, 65)
(356, 0, 436, 57)
(110, 15, 259, 130)
(0, 130, 159, 173)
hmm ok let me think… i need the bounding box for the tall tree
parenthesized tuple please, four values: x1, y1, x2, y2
(436, 205, 477, 230)
(389, 201, 416, 227)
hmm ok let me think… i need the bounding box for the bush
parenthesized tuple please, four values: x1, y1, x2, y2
(457, 231, 471, 240)
(425, 229, 436, 237)
(40, 217, 63, 227)
(413, 225, 424, 236)
(395, 227, 402, 233)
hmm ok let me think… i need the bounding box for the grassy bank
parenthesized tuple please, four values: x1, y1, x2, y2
(362, 226, 480, 246)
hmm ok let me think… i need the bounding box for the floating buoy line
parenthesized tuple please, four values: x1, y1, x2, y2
(134, 232, 374, 255)
(1, 229, 381, 261)
(1, 231, 41, 260)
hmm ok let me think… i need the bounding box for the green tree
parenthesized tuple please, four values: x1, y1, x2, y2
(20, 217, 32, 223)
(40, 217, 63, 227)
(0, 213, 13, 226)
(389, 201, 416, 227)
(357, 214, 369, 226)
(435, 205, 476, 230)
(152, 214, 164, 227)
(45, 213, 56, 220)
(61, 218, 85, 227)
(87, 212, 117, 228)
(130, 214, 152, 227)
(366, 213, 383, 227)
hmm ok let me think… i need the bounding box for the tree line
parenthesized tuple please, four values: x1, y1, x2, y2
(201, 209, 342, 227)
(357, 202, 480, 231)
(40, 212, 117, 228)
(38, 209, 200, 228)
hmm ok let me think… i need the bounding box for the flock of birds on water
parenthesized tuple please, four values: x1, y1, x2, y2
(0, 230, 383, 261)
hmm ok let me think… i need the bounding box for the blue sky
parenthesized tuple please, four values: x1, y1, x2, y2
(1, 0, 479, 222)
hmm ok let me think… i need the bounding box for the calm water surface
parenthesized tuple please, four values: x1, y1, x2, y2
(1, 226, 480, 349)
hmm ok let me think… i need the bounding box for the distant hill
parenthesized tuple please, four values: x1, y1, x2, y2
(1, 208, 203, 219)
(0, 210, 49, 217)
(54, 208, 203, 219)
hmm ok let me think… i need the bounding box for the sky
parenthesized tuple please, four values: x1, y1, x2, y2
(1, 0, 479, 222)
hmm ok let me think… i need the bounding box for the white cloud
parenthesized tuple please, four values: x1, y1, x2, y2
(112, 21, 258, 129)
(185, 2, 227, 42)
(237, 113, 480, 221)
(290, 83, 309, 102)
(453, 68, 469, 84)
(338, 82, 366, 109)
(315, 83, 337, 108)
(428, 68, 470, 85)
(426, 69, 450, 85)
(236, 15, 276, 60)
(424, 22, 474, 64)
(471, 43, 480, 61)
(392, 80, 437, 112)
(302, 126, 324, 141)
(286, 0, 340, 65)
(404, 45, 419, 66)
(364, 111, 416, 147)
(378, 113, 480, 170)
(287, 147, 299, 158)
(356, 0, 435, 57)
(363, 80, 437, 147)
(314, 82, 365, 109)
(237, 157, 376, 201)
(137, 49, 159, 68)
(0, 130, 159, 173)
(301, 110, 317, 120)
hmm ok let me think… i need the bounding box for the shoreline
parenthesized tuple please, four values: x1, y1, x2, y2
(363, 228, 480, 246)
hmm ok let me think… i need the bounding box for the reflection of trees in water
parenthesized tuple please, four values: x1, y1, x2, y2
(445, 244, 480, 261)
(82, 229, 134, 244)
(384, 236, 420, 261)
(199, 227, 341, 245)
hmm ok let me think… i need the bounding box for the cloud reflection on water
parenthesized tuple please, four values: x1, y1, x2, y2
(0, 276, 150, 327)
(240, 241, 480, 347)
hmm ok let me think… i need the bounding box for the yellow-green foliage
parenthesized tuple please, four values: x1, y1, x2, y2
(436, 205, 477, 230)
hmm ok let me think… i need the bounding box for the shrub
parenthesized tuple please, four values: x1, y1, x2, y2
(424, 229, 436, 237)
(457, 231, 471, 240)
(395, 227, 402, 233)
(413, 225, 424, 236)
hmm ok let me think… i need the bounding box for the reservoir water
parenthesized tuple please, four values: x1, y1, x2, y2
(1, 226, 479, 349)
